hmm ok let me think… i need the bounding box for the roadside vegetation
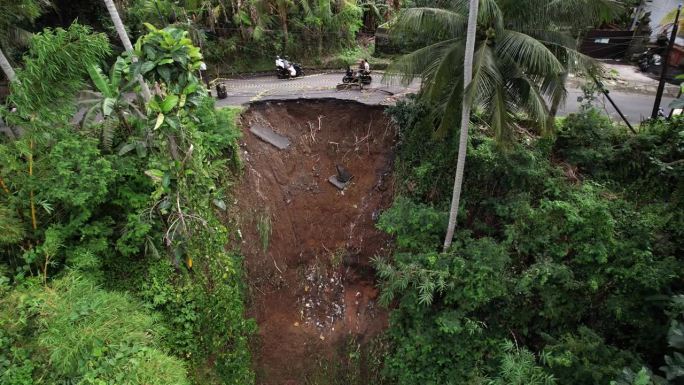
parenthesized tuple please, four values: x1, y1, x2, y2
(1, 15, 252, 385)
(376, 95, 683, 385)
(1, 0, 683, 385)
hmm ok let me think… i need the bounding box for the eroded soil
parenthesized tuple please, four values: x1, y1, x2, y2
(233, 99, 396, 385)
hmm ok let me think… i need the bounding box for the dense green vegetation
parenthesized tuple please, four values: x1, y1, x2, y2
(3, 0, 683, 384)
(374, 97, 684, 384)
(1, 22, 253, 384)
(7, 0, 398, 74)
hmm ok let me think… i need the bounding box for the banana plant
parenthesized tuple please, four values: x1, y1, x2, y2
(79, 56, 144, 149)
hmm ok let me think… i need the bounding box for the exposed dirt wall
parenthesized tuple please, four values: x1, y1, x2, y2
(233, 99, 396, 385)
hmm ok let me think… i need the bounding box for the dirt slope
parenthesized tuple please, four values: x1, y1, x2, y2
(233, 99, 396, 384)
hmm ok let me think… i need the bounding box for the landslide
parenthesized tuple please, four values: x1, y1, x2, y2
(233, 99, 397, 385)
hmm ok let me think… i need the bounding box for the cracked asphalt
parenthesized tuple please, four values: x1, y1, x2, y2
(213, 69, 675, 124)
(214, 71, 420, 107)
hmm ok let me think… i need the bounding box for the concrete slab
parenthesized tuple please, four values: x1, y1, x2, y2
(328, 175, 349, 190)
(250, 124, 290, 150)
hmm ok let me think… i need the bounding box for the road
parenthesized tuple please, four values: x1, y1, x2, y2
(215, 71, 675, 124)
(562, 87, 675, 124)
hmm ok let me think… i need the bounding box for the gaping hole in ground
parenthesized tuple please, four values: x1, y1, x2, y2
(234, 99, 396, 385)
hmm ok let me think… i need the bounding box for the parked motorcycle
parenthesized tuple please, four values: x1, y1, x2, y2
(638, 49, 662, 72)
(275, 57, 304, 79)
(638, 35, 668, 72)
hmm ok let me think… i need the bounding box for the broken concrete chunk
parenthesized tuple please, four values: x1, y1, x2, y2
(336, 164, 352, 183)
(250, 124, 290, 150)
(328, 175, 349, 190)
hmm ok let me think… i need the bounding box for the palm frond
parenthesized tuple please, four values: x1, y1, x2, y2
(384, 38, 460, 85)
(467, 42, 503, 109)
(425, 41, 464, 103)
(548, 0, 626, 26)
(390, 8, 466, 41)
(433, 77, 463, 138)
(496, 30, 564, 76)
(540, 40, 601, 76)
(454, 0, 504, 31)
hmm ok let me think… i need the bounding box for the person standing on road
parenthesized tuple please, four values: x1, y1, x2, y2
(199, 61, 209, 89)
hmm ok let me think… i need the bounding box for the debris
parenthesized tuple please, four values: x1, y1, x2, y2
(336, 164, 352, 183)
(328, 175, 348, 190)
(298, 264, 345, 331)
(250, 124, 290, 150)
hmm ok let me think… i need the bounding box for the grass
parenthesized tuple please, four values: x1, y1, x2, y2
(303, 335, 389, 385)
(330, 248, 346, 269)
(256, 212, 272, 252)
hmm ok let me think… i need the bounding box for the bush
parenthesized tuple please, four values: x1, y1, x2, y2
(375, 99, 684, 385)
(0, 274, 189, 385)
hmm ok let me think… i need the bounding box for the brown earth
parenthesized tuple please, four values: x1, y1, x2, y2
(233, 99, 396, 385)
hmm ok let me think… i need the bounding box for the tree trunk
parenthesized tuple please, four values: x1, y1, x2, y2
(281, 12, 289, 52)
(546, 72, 568, 130)
(443, 0, 479, 252)
(102, 0, 152, 102)
(0, 47, 17, 82)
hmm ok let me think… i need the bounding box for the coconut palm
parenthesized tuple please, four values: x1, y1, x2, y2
(499, 0, 624, 127)
(388, 0, 623, 140)
(443, 0, 478, 251)
(387, 0, 625, 249)
(103, 0, 153, 102)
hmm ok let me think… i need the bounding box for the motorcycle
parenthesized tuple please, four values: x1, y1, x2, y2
(638, 49, 662, 72)
(276, 58, 304, 79)
(342, 67, 372, 85)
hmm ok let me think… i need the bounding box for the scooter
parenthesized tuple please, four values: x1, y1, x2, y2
(638, 49, 662, 72)
(276, 58, 304, 79)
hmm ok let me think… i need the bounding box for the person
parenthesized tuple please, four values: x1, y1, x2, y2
(199, 61, 209, 89)
(275, 55, 284, 69)
(346, 65, 353, 76)
(288, 62, 297, 77)
(363, 58, 370, 73)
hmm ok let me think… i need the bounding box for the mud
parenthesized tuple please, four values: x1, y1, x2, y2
(233, 99, 396, 385)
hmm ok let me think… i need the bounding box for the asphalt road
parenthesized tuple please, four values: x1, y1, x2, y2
(215, 71, 675, 124)
(561, 87, 675, 124)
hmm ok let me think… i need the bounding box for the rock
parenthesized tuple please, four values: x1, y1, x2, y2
(336, 164, 352, 183)
(328, 175, 347, 190)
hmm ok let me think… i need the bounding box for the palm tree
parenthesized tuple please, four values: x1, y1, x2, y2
(387, 0, 619, 249)
(388, 2, 569, 141)
(498, 0, 624, 128)
(443, 0, 478, 252)
(103, 0, 152, 102)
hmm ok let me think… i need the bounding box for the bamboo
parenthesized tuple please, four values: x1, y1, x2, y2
(29, 140, 37, 231)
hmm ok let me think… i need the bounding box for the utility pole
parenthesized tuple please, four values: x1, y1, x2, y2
(652, 4, 681, 119)
(592, 76, 637, 134)
(630, 0, 645, 31)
